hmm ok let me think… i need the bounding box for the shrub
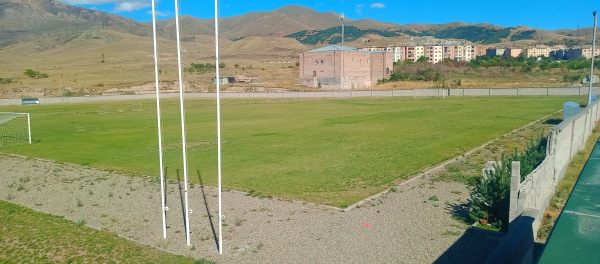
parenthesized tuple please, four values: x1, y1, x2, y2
(0, 77, 12, 84)
(23, 69, 49, 78)
(469, 134, 547, 231)
(469, 153, 512, 230)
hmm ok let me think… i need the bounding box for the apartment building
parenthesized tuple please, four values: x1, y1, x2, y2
(299, 44, 394, 89)
(523, 46, 552, 58)
(504, 48, 523, 57)
(567, 47, 600, 59)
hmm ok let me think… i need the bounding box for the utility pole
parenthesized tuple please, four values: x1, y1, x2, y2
(589, 11, 597, 105)
(340, 12, 345, 46)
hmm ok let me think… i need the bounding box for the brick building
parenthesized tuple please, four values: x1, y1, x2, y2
(299, 45, 393, 89)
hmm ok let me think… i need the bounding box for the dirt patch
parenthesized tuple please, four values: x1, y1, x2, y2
(0, 154, 496, 263)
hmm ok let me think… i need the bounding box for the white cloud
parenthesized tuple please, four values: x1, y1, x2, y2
(114, 1, 150, 12)
(60, 0, 152, 12)
(146, 9, 170, 17)
(355, 4, 364, 15)
(371, 3, 385, 9)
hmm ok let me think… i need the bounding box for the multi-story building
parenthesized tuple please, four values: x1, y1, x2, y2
(486, 48, 506, 57)
(299, 44, 394, 89)
(523, 46, 552, 58)
(566, 47, 600, 59)
(504, 48, 523, 57)
(425, 45, 444, 63)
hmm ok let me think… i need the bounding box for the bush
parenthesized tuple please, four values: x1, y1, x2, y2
(0, 77, 12, 84)
(23, 69, 49, 78)
(469, 134, 547, 231)
(469, 153, 512, 231)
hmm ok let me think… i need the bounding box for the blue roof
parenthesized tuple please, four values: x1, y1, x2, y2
(306, 44, 360, 53)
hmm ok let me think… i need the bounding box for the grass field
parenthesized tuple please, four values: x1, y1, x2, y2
(0, 200, 211, 263)
(0, 96, 585, 207)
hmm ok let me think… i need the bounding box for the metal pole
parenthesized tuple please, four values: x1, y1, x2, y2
(151, 0, 167, 239)
(589, 11, 597, 105)
(174, 0, 191, 246)
(215, 0, 223, 255)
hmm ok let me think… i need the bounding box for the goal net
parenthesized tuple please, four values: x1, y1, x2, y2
(0, 112, 31, 147)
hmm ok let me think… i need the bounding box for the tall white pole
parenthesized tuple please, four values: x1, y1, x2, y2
(26, 113, 31, 144)
(174, 0, 191, 246)
(214, 0, 223, 255)
(589, 11, 597, 105)
(341, 12, 344, 46)
(150, 0, 167, 239)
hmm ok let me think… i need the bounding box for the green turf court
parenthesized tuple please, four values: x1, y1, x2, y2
(538, 139, 600, 263)
(0, 96, 585, 207)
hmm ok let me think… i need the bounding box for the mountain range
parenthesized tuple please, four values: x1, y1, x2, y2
(0, 0, 593, 48)
(0, 0, 595, 98)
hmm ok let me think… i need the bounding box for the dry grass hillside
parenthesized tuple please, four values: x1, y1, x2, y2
(0, 27, 305, 98)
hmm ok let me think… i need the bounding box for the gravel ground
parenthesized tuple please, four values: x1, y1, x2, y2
(0, 154, 501, 263)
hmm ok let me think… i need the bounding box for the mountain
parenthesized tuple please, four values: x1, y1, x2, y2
(0, 0, 589, 48)
(0, 0, 154, 47)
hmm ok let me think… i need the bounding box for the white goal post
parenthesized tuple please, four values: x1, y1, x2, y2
(0, 112, 32, 147)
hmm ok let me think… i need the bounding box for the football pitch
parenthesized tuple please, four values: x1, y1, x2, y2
(0, 96, 583, 207)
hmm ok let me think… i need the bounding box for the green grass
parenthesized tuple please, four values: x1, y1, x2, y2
(0, 96, 584, 207)
(0, 200, 210, 263)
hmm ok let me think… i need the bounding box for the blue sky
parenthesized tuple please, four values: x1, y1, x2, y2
(60, 0, 599, 30)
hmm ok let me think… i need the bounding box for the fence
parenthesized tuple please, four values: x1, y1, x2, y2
(1, 87, 600, 106)
(508, 98, 600, 235)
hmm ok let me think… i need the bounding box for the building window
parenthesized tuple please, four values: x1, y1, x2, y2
(314, 60, 318, 65)
(320, 60, 324, 64)
(313, 71, 317, 77)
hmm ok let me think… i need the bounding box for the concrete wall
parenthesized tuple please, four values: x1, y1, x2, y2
(3, 87, 600, 105)
(508, 99, 600, 237)
(492, 101, 600, 264)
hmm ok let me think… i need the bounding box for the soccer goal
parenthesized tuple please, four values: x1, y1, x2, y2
(0, 112, 32, 147)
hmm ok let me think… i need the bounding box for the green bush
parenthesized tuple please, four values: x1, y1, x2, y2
(469, 153, 512, 230)
(0, 77, 12, 84)
(23, 69, 49, 78)
(470, 134, 547, 231)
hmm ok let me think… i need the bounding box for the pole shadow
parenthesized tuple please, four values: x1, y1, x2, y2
(176, 169, 189, 239)
(164, 167, 170, 229)
(196, 169, 220, 251)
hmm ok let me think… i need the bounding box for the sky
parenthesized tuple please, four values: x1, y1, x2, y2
(59, 0, 600, 30)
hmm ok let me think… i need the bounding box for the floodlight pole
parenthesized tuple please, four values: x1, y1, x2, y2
(174, 0, 191, 246)
(151, 0, 167, 239)
(215, 0, 223, 255)
(589, 11, 597, 105)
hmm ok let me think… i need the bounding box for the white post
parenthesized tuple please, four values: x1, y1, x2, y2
(174, 0, 191, 246)
(215, 0, 223, 254)
(589, 11, 597, 105)
(26, 113, 31, 144)
(151, 0, 167, 239)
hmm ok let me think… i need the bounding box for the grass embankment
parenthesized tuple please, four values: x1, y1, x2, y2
(0, 200, 212, 264)
(537, 122, 600, 241)
(0, 96, 585, 207)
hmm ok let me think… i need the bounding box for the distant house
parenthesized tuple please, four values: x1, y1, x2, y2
(299, 44, 393, 89)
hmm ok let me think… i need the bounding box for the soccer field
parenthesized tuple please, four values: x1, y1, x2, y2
(0, 96, 583, 207)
